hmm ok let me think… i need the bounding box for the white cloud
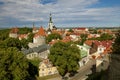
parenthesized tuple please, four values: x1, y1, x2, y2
(0, 0, 120, 27)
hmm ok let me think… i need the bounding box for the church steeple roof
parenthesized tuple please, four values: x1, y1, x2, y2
(49, 13, 53, 23)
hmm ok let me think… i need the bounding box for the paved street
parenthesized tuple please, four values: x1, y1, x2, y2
(69, 59, 96, 80)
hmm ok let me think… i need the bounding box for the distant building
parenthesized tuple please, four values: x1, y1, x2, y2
(87, 34, 100, 38)
(39, 59, 58, 77)
(73, 27, 88, 34)
(9, 27, 19, 38)
(69, 33, 80, 41)
(18, 34, 29, 40)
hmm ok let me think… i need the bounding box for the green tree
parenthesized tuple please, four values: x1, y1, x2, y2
(100, 33, 113, 40)
(28, 58, 41, 79)
(27, 33, 34, 42)
(4, 38, 22, 50)
(20, 39, 29, 49)
(92, 29, 97, 34)
(0, 47, 29, 80)
(20, 33, 34, 49)
(46, 33, 62, 43)
(80, 34, 88, 45)
(68, 29, 74, 32)
(88, 33, 113, 41)
(49, 41, 80, 76)
(18, 27, 32, 34)
(0, 29, 10, 41)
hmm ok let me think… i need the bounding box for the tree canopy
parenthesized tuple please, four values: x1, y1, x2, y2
(0, 28, 34, 49)
(18, 27, 32, 34)
(68, 29, 74, 32)
(49, 41, 80, 76)
(80, 34, 88, 45)
(46, 33, 62, 43)
(4, 38, 22, 50)
(0, 29, 10, 41)
(0, 47, 29, 80)
(88, 33, 113, 41)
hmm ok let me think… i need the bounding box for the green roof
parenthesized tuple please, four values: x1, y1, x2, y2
(80, 49, 87, 58)
(82, 45, 91, 49)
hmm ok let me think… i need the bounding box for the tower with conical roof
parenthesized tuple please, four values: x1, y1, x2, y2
(48, 13, 56, 31)
(33, 26, 46, 45)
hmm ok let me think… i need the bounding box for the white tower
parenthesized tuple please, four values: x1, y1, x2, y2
(48, 13, 54, 30)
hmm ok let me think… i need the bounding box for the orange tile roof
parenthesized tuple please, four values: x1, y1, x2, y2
(38, 26, 46, 36)
(52, 30, 64, 35)
(34, 26, 46, 38)
(49, 37, 71, 45)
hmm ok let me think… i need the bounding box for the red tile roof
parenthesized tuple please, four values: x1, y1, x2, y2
(49, 36, 71, 45)
(74, 28, 86, 30)
(84, 40, 96, 46)
(94, 40, 112, 49)
(10, 27, 19, 33)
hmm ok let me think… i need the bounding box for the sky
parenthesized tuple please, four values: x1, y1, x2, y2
(0, 0, 120, 28)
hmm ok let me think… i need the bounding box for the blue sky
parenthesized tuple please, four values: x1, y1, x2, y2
(0, 0, 120, 28)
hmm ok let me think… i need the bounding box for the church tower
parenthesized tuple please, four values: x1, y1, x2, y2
(48, 13, 56, 31)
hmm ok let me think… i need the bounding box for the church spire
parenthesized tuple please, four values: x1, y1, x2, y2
(49, 13, 53, 23)
(47, 13, 57, 31)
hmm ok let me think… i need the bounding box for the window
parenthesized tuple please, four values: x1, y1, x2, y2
(29, 55, 31, 58)
(32, 54, 34, 57)
(48, 71, 52, 75)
